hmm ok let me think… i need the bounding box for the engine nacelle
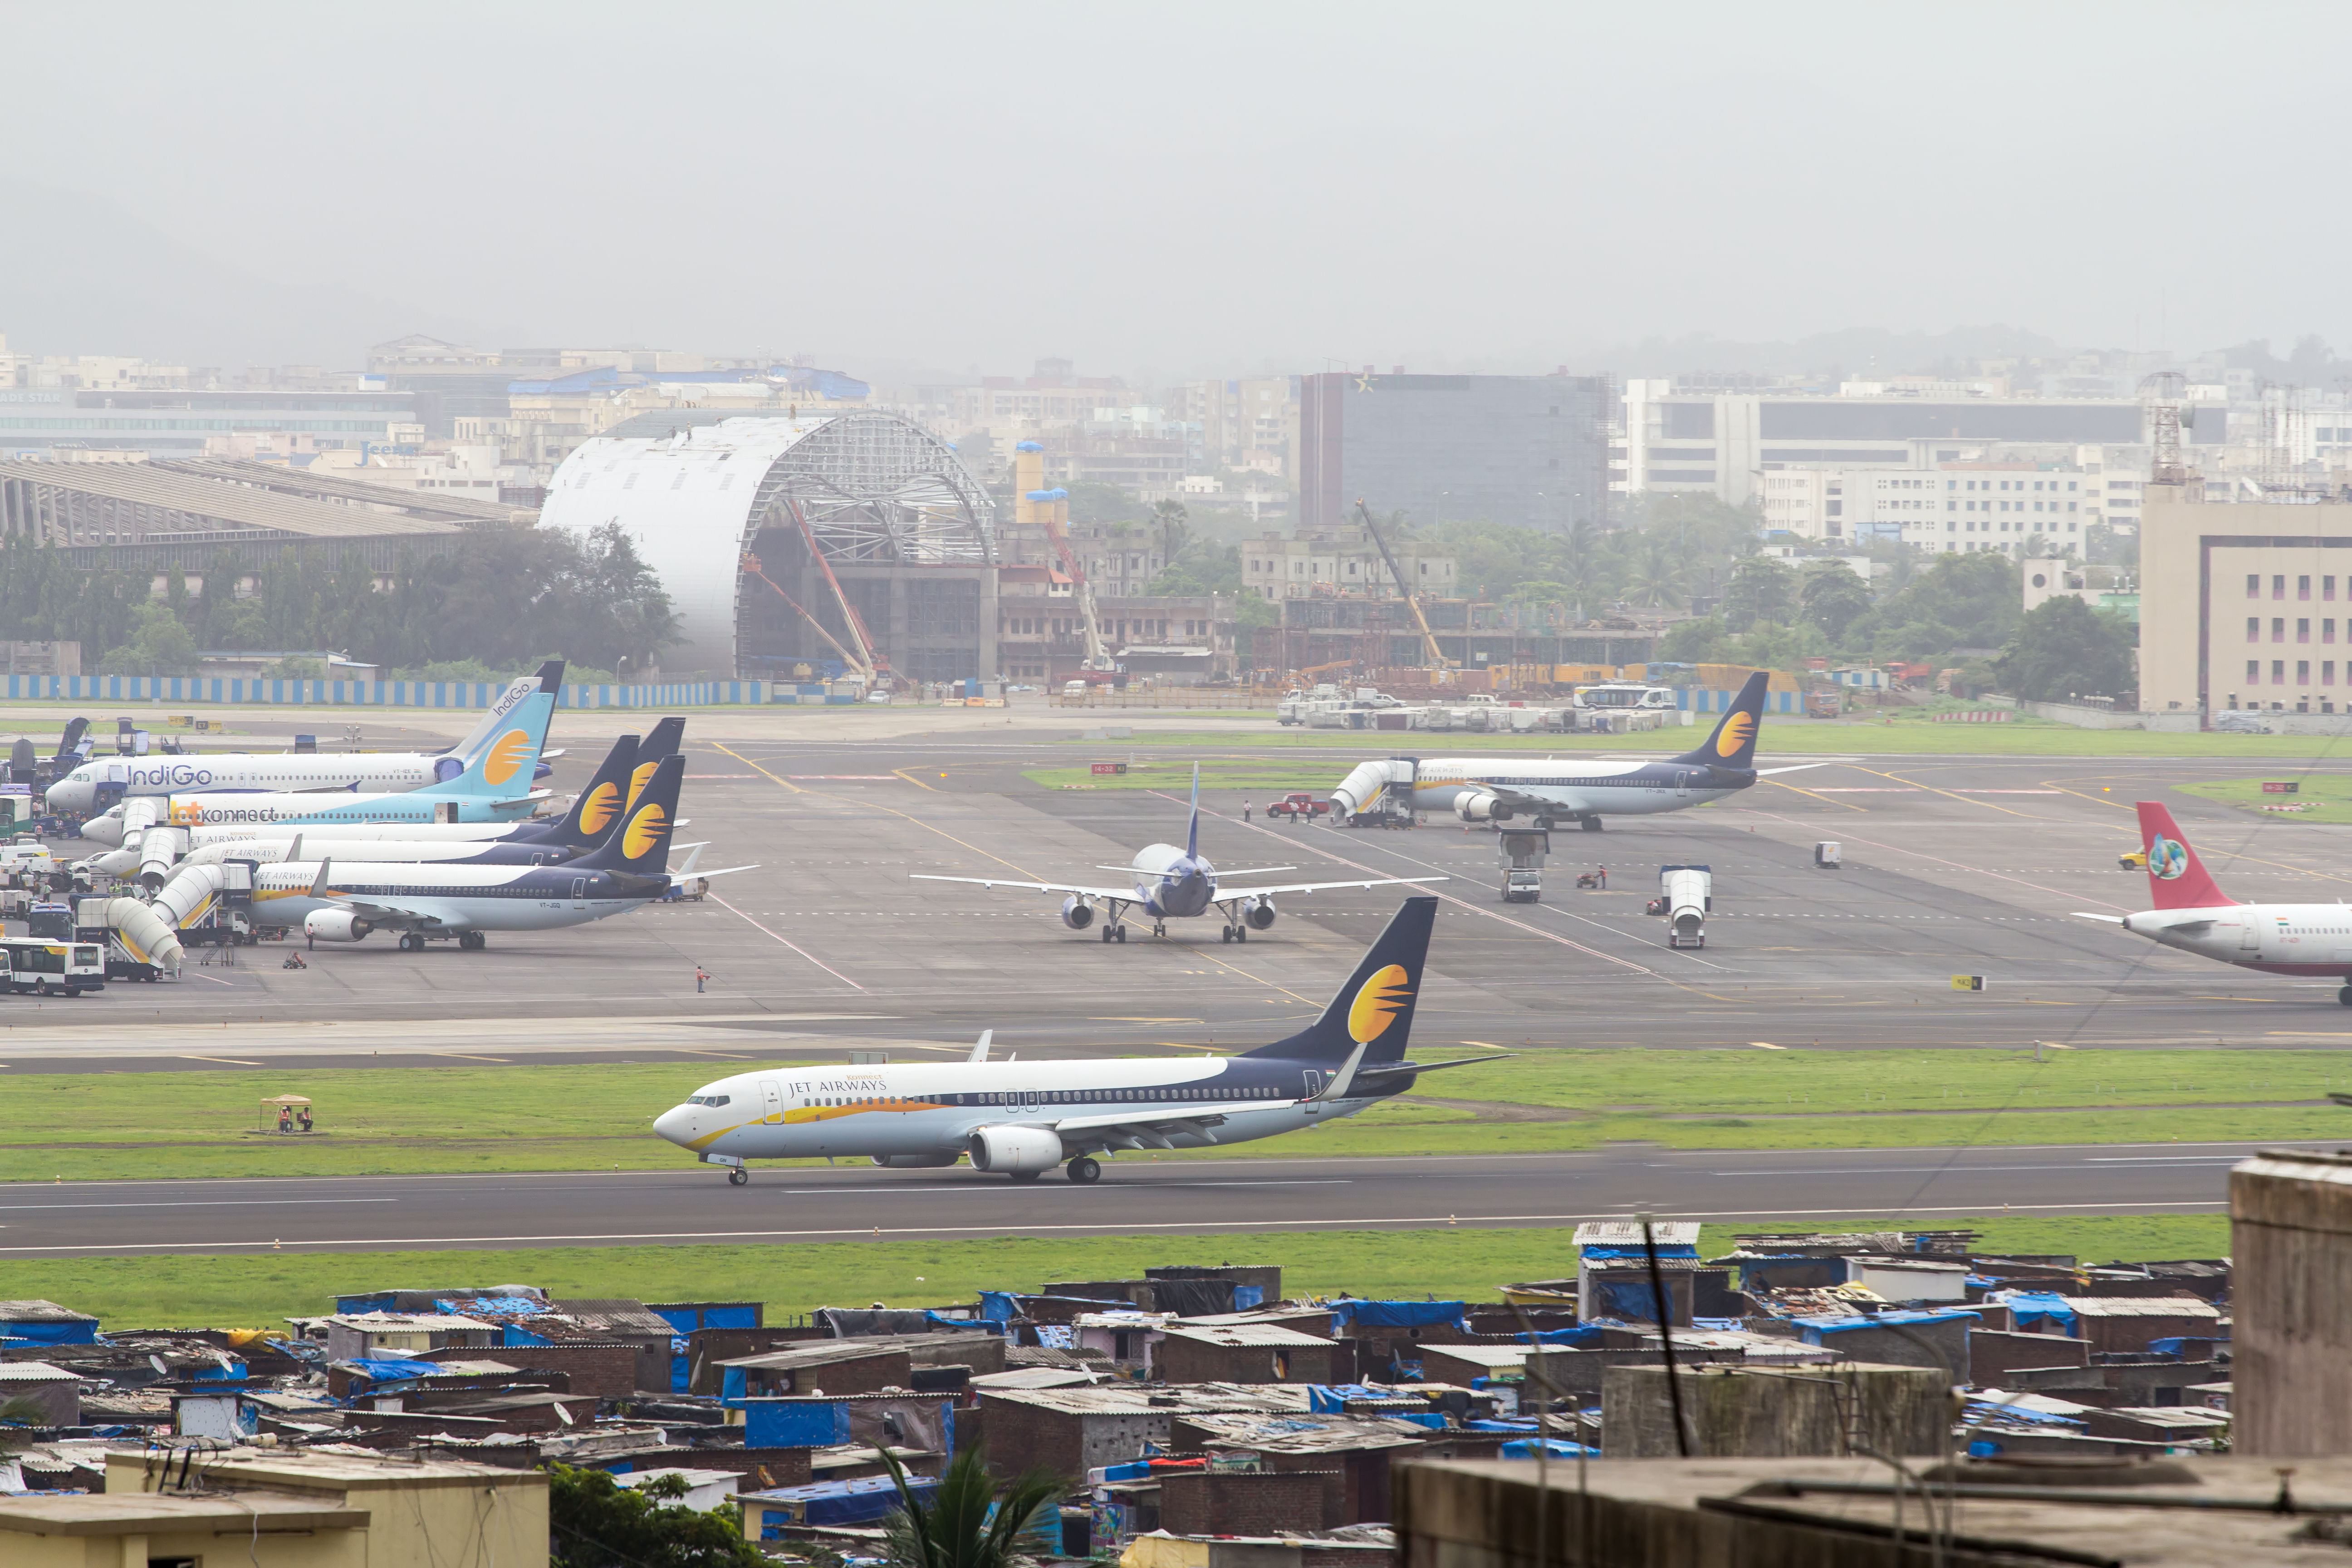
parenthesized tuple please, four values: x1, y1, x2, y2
(967, 1123, 1064, 1173)
(1061, 895, 1096, 931)
(303, 908, 376, 944)
(1245, 896, 1277, 931)
(870, 1152, 963, 1169)
(1454, 789, 1506, 823)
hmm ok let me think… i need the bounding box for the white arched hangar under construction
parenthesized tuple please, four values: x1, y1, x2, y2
(539, 410, 1000, 681)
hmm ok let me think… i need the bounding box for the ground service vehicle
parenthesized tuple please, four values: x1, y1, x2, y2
(1267, 793, 1329, 821)
(0, 937, 105, 995)
(1504, 868, 1541, 903)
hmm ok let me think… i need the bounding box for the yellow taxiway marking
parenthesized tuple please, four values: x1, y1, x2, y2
(1094, 1017, 1205, 1023)
(675, 1049, 754, 1059)
(1759, 776, 1868, 812)
(1458, 1041, 1512, 1049)
(892, 767, 943, 793)
(428, 1051, 511, 1063)
(1846, 764, 2045, 818)
(181, 1055, 263, 1066)
(1749, 1042, 1786, 1050)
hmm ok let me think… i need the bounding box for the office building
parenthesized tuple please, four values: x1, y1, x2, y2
(1297, 371, 1610, 533)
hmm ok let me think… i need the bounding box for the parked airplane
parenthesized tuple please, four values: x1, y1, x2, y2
(1326, 671, 1819, 830)
(654, 895, 1490, 1183)
(2077, 801, 2352, 1004)
(911, 766, 1441, 942)
(44, 662, 566, 817)
(243, 753, 740, 950)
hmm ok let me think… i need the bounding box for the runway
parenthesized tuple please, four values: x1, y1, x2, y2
(0, 1140, 2291, 1255)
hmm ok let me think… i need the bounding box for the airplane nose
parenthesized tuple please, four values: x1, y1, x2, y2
(653, 1105, 695, 1145)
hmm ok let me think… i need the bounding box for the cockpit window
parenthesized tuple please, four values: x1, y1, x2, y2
(688, 1094, 731, 1107)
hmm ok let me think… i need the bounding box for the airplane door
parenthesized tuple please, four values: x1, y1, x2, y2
(1302, 1070, 1323, 1112)
(2240, 921, 2261, 952)
(1674, 770, 1692, 799)
(760, 1078, 783, 1122)
(570, 877, 587, 909)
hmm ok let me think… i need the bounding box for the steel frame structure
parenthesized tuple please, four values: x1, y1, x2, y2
(745, 413, 996, 566)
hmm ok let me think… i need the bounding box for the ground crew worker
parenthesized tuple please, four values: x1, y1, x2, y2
(695, 964, 710, 994)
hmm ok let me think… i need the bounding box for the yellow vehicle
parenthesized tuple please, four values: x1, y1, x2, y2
(2120, 849, 2148, 870)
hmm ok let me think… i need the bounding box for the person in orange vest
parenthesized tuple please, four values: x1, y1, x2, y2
(695, 964, 710, 994)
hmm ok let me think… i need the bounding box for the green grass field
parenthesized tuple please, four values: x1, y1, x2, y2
(2179, 774, 2352, 825)
(15, 1214, 2233, 1330)
(1085, 716, 2352, 759)
(5, 1050, 2346, 1183)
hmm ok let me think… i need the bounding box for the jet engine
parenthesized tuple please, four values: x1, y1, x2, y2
(1060, 895, 1096, 931)
(967, 1124, 1064, 1173)
(303, 909, 377, 944)
(1245, 896, 1277, 931)
(871, 1152, 963, 1168)
(1454, 789, 1506, 823)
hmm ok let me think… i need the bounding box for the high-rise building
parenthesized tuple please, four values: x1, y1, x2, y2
(1297, 371, 1610, 533)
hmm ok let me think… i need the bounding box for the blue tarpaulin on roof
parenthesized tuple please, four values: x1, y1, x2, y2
(744, 1401, 854, 1449)
(343, 1357, 445, 1384)
(440, 1296, 546, 1319)
(1309, 1385, 1401, 1413)
(2149, 1336, 2230, 1358)
(1993, 1293, 2079, 1335)
(1513, 1324, 1605, 1347)
(1328, 1300, 1467, 1330)
(1795, 1309, 1980, 1343)
(979, 1292, 1019, 1324)
(750, 1474, 936, 1534)
(1502, 1439, 1598, 1458)
(1469, 1419, 1540, 1432)
(1577, 1246, 1698, 1260)
(0, 1318, 96, 1345)
(503, 1325, 553, 1348)
(1592, 1280, 1670, 1321)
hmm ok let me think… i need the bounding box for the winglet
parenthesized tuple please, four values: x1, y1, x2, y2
(1186, 763, 1201, 860)
(286, 834, 302, 865)
(308, 857, 332, 900)
(968, 1030, 993, 1064)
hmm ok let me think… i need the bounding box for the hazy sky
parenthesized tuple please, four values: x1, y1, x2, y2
(9, 1, 2348, 377)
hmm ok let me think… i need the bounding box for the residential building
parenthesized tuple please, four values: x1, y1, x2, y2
(1162, 377, 1298, 476)
(1240, 528, 1456, 602)
(1298, 370, 1610, 532)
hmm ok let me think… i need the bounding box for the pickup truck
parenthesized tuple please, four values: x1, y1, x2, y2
(1266, 792, 1331, 821)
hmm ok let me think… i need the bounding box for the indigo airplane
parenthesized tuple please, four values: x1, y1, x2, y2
(911, 766, 1439, 942)
(1327, 671, 1819, 830)
(2078, 801, 2352, 1005)
(654, 895, 1489, 1184)
(46, 662, 565, 816)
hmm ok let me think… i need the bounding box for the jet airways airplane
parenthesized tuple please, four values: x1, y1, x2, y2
(1327, 671, 1819, 829)
(911, 766, 1441, 942)
(2078, 801, 2352, 1004)
(654, 894, 1490, 1184)
(44, 662, 564, 816)
(243, 752, 738, 950)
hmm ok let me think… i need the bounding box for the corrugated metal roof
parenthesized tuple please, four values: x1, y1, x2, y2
(2061, 1296, 2222, 1318)
(0, 1301, 98, 1323)
(1573, 1220, 1701, 1248)
(974, 1383, 1311, 1416)
(157, 458, 529, 524)
(0, 1362, 77, 1381)
(1160, 1324, 1333, 1348)
(0, 461, 466, 541)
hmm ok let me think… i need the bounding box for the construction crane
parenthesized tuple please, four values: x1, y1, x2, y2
(740, 549, 875, 686)
(1354, 499, 1453, 669)
(1031, 488, 1112, 671)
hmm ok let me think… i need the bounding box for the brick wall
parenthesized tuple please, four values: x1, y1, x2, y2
(427, 1343, 639, 1400)
(1161, 1470, 1337, 1535)
(1156, 1337, 1343, 1385)
(1969, 1328, 2089, 1385)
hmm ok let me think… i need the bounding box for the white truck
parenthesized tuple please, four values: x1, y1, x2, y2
(1653, 863, 1711, 948)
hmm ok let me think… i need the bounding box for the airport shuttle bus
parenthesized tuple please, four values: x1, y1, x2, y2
(0, 938, 106, 996)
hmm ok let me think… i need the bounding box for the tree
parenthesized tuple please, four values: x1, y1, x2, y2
(1799, 561, 1875, 642)
(881, 1445, 1065, 1568)
(1152, 498, 1191, 565)
(1997, 596, 2136, 701)
(1720, 556, 1795, 632)
(98, 602, 199, 675)
(1862, 551, 2020, 658)
(548, 1464, 762, 1568)
(1148, 541, 1241, 598)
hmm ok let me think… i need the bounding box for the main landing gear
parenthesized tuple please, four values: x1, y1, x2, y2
(728, 1167, 749, 1186)
(2337, 985, 2352, 1008)
(1100, 925, 1127, 943)
(1066, 1156, 1101, 1184)
(1581, 817, 1605, 832)
(1220, 925, 1251, 944)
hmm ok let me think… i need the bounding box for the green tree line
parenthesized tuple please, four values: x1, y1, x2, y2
(0, 523, 680, 679)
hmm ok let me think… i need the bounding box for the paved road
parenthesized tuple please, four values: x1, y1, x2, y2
(0, 1141, 2293, 1256)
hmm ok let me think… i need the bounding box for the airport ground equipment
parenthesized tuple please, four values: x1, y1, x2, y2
(1267, 792, 1331, 821)
(0, 936, 104, 995)
(1656, 863, 1711, 948)
(1499, 828, 1549, 904)
(1814, 841, 1842, 868)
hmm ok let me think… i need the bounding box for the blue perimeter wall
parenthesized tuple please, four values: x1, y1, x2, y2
(0, 676, 779, 709)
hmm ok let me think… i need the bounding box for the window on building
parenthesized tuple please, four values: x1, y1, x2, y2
(2275, 618, 2288, 641)
(2301, 619, 2312, 642)
(2276, 575, 2288, 599)
(2275, 660, 2288, 682)
(2329, 621, 2339, 645)
(2330, 577, 2340, 601)
(2329, 662, 2339, 686)
(2250, 660, 2264, 682)
(2302, 576, 2313, 599)
(2300, 661, 2312, 685)
(2250, 573, 2263, 597)
(2250, 617, 2263, 642)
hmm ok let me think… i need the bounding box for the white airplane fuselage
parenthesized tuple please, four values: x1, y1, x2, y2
(2123, 901, 2352, 976)
(251, 859, 666, 935)
(1410, 757, 1749, 820)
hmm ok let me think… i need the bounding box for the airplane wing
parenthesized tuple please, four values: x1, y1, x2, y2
(1046, 1101, 1301, 1149)
(1215, 876, 1446, 899)
(338, 897, 467, 929)
(676, 864, 759, 882)
(1756, 763, 1829, 776)
(912, 873, 1137, 901)
(2070, 912, 2128, 925)
(1098, 864, 1299, 878)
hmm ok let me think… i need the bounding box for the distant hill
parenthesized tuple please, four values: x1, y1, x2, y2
(1575, 324, 2073, 381)
(0, 181, 526, 369)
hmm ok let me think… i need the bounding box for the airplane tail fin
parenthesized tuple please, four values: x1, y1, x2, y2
(542, 733, 639, 849)
(580, 753, 682, 874)
(1186, 762, 1201, 859)
(435, 662, 563, 796)
(53, 718, 87, 760)
(1244, 896, 1435, 1067)
(1670, 670, 1768, 770)
(2136, 801, 2238, 909)
(626, 717, 686, 810)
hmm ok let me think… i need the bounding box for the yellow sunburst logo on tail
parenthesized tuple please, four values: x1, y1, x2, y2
(627, 761, 660, 810)
(576, 781, 621, 836)
(622, 803, 670, 860)
(483, 729, 532, 786)
(1346, 963, 1414, 1045)
(1715, 711, 1756, 759)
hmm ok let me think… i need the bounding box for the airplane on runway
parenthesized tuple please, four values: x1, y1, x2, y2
(910, 765, 1441, 942)
(2076, 801, 2352, 1004)
(653, 894, 1499, 1184)
(44, 662, 566, 816)
(1327, 671, 1821, 830)
(244, 752, 748, 950)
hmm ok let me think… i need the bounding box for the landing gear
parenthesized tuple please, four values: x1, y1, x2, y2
(728, 1167, 749, 1186)
(1066, 1156, 1101, 1184)
(1222, 926, 1234, 943)
(398, 932, 422, 952)
(459, 932, 486, 951)
(1115, 926, 1127, 944)
(2338, 985, 2352, 1007)
(1534, 817, 1555, 831)
(1235, 925, 1248, 943)
(1581, 817, 1605, 832)
(1101, 926, 1114, 943)
(1009, 1168, 1043, 1183)
(1152, 921, 1166, 938)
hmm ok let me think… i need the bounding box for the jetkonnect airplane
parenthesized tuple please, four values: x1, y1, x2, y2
(45, 662, 565, 816)
(1327, 671, 1819, 830)
(653, 894, 1492, 1184)
(2078, 800, 2352, 1004)
(910, 766, 1440, 942)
